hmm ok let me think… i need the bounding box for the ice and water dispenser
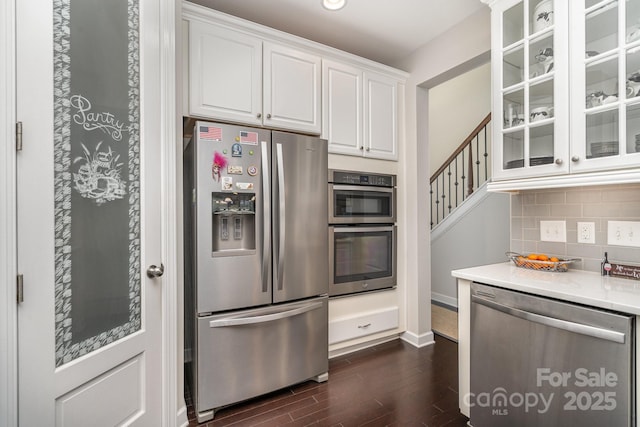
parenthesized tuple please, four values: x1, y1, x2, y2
(211, 192, 256, 255)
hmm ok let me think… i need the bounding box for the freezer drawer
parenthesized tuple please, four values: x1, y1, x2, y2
(195, 296, 328, 418)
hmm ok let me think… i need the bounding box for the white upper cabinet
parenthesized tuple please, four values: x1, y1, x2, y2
(487, 0, 640, 190)
(263, 42, 321, 135)
(188, 19, 321, 134)
(322, 60, 363, 156)
(184, 2, 406, 156)
(569, 0, 640, 173)
(490, 0, 570, 181)
(189, 20, 262, 126)
(364, 71, 398, 160)
(322, 60, 399, 161)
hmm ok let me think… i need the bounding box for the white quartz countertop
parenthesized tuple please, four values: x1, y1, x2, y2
(452, 262, 640, 315)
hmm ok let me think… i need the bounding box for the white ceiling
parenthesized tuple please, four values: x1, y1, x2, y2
(188, 0, 487, 66)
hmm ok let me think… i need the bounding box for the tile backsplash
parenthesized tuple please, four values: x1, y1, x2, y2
(511, 184, 640, 272)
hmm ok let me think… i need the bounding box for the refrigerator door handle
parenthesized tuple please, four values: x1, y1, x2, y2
(208, 301, 323, 327)
(261, 141, 270, 293)
(275, 143, 286, 291)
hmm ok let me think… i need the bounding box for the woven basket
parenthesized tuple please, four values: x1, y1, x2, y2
(506, 251, 577, 272)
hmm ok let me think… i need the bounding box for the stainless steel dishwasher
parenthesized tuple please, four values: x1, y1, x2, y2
(470, 282, 635, 427)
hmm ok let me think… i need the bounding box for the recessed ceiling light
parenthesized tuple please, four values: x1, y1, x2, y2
(322, 0, 346, 11)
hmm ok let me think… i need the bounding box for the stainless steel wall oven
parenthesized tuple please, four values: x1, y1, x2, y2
(328, 170, 397, 297)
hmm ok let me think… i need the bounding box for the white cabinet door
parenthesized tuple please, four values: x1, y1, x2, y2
(189, 20, 262, 126)
(569, 0, 640, 173)
(17, 0, 163, 425)
(490, 0, 569, 181)
(364, 71, 398, 161)
(263, 42, 322, 134)
(323, 59, 363, 156)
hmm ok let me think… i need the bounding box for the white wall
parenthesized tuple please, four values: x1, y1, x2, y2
(392, 6, 491, 342)
(428, 63, 491, 174)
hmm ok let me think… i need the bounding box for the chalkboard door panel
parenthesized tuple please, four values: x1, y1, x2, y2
(16, 0, 163, 424)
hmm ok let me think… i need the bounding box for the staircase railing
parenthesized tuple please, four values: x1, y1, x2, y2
(430, 113, 491, 229)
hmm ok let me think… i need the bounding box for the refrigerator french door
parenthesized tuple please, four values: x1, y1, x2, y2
(184, 121, 329, 422)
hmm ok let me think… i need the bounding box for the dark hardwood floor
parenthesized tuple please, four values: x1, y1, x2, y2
(186, 335, 469, 426)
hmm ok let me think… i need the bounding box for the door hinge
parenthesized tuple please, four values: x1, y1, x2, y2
(16, 121, 23, 151)
(17, 274, 24, 304)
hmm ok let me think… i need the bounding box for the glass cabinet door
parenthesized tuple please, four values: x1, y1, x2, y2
(494, 0, 569, 180)
(571, 0, 640, 172)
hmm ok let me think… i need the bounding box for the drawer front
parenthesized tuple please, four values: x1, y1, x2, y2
(329, 307, 398, 344)
(196, 297, 328, 412)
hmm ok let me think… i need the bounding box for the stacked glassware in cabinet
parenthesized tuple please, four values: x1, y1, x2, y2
(571, 0, 640, 172)
(494, 0, 569, 179)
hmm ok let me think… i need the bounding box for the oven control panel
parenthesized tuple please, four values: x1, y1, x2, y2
(329, 169, 395, 187)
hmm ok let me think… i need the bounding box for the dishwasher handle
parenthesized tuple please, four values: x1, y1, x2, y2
(209, 301, 323, 328)
(472, 294, 626, 344)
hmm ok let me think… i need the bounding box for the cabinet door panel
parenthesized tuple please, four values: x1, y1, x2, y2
(264, 42, 321, 134)
(364, 72, 398, 161)
(323, 60, 362, 156)
(189, 21, 262, 125)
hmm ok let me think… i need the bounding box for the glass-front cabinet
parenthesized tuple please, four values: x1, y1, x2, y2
(492, 0, 570, 180)
(570, 0, 640, 172)
(488, 0, 640, 187)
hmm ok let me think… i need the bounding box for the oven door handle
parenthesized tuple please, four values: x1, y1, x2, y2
(472, 295, 627, 344)
(331, 184, 394, 193)
(331, 225, 395, 233)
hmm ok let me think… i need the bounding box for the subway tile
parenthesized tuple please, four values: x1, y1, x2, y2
(583, 202, 640, 218)
(550, 204, 582, 217)
(601, 186, 640, 202)
(566, 230, 577, 243)
(511, 217, 523, 236)
(566, 189, 602, 204)
(520, 217, 537, 229)
(520, 192, 537, 205)
(536, 192, 566, 205)
(523, 241, 538, 253)
(580, 258, 602, 273)
(605, 246, 640, 264)
(522, 204, 551, 217)
(523, 228, 540, 241)
(510, 240, 524, 253)
(537, 241, 568, 256)
(566, 243, 603, 259)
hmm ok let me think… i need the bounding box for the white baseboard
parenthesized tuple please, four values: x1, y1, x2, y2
(431, 292, 458, 309)
(176, 404, 189, 427)
(328, 334, 400, 359)
(400, 330, 435, 348)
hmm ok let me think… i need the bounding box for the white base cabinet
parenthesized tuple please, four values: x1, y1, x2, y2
(328, 307, 399, 345)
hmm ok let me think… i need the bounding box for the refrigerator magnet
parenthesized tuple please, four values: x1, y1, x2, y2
(227, 165, 243, 175)
(212, 151, 228, 182)
(221, 176, 233, 191)
(247, 166, 258, 176)
(236, 182, 254, 190)
(239, 131, 258, 145)
(232, 143, 242, 157)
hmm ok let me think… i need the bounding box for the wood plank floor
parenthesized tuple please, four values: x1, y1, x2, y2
(186, 335, 469, 426)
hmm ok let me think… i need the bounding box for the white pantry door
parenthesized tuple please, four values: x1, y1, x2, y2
(16, 0, 164, 425)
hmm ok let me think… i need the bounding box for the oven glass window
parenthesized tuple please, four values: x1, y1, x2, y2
(333, 189, 392, 218)
(334, 230, 393, 283)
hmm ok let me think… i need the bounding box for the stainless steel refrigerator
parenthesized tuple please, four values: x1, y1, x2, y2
(184, 121, 329, 422)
